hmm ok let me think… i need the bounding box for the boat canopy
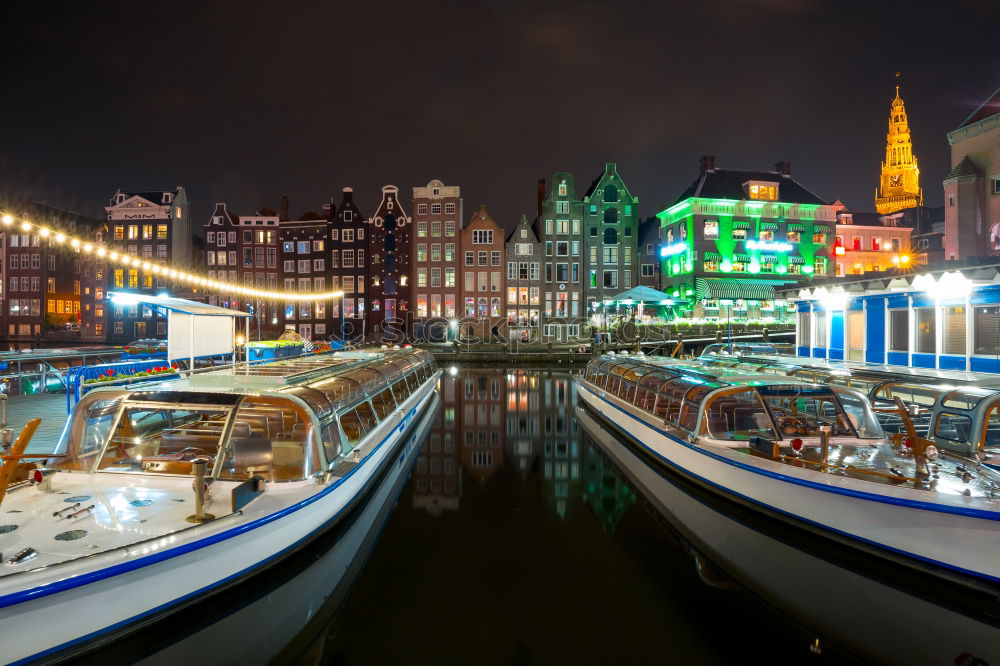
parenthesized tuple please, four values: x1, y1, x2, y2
(585, 355, 883, 442)
(53, 349, 438, 482)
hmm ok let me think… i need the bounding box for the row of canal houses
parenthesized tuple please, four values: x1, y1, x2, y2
(192, 159, 837, 344)
(1, 159, 843, 346)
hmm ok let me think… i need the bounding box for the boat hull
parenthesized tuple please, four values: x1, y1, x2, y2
(575, 405, 1000, 665)
(575, 379, 1000, 591)
(0, 375, 440, 665)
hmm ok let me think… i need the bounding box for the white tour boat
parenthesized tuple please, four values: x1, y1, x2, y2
(0, 348, 440, 664)
(576, 354, 1000, 596)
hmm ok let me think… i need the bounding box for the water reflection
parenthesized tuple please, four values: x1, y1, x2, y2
(333, 369, 819, 665)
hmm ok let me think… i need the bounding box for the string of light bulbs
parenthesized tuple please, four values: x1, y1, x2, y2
(0, 210, 344, 303)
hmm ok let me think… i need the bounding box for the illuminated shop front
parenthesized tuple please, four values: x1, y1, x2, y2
(654, 157, 837, 324)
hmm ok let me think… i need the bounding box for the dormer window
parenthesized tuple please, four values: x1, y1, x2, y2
(116, 193, 125, 204)
(163, 193, 173, 204)
(747, 181, 778, 201)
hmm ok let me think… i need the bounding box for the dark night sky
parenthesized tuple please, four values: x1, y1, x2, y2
(1, 0, 998, 229)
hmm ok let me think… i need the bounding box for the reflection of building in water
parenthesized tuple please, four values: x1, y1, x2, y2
(540, 373, 581, 518)
(412, 373, 462, 515)
(581, 440, 635, 533)
(505, 370, 541, 477)
(460, 369, 506, 483)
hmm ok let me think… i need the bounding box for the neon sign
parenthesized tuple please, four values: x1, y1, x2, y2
(746, 239, 793, 252)
(659, 242, 688, 257)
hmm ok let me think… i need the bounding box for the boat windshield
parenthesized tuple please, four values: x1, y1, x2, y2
(757, 386, 857, 438)
(702, 388, 778, 440)
(53, 394, 127, 471)
(95, 402, 234, 473)
(830, 389, 884, 439)
(941, 388, 997, 411)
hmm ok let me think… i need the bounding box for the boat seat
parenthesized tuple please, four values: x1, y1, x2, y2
(706, 413, 729, 435)
(231, 433, 272, 473)
(274, 430, 309, 443)
(160, 431, 222, 447)
(733, 408, 762, 431)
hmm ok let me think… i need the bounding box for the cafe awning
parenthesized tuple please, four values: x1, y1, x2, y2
(694, 278, 793, 301)
(597, 285, 690, 307)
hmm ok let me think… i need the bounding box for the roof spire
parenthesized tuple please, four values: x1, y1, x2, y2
(894, 71, 901, 100)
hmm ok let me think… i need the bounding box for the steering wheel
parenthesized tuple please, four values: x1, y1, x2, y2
(178, 447, 213, 460)
(780, 416, 806, 433)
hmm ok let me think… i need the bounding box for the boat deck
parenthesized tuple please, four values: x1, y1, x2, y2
(744, 441, 1000, 497)
(0, 473, 243, 574)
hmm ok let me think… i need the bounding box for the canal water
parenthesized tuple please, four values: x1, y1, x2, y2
(127, 367, 871, 665)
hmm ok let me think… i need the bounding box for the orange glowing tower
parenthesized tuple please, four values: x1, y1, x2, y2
(875, 76, 923, 214)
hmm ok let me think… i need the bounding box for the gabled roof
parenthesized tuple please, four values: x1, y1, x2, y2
(672, 168, 826, 206)
(334, 187, 365, 222)
(944, 156, 982, 180)
(582, 162, 635, 202)
(211, 202, 238, 225)
(957, 85, 1000, 129)
(506, 214, 539, 243)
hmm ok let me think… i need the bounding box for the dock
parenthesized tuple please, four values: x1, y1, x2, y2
(4, 393, 68, 454)
(419, 330, 795, 365)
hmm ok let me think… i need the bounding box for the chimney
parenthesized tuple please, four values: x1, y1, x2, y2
(279, 195, 289, 222)
(775, 161, 791, 177)
(536, 179, 546, 218)
(700, 155, 715, 173)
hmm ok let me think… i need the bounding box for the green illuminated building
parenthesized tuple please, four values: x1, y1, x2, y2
(656, 156, 838, 320)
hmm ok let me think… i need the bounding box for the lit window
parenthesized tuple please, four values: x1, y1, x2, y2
(748, 182, 778, 201)
(704, 220, 719, 239)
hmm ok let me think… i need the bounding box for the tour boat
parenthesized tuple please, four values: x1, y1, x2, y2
(0, 348, 440, 664)
(575, 354, 1000, 595)
(575, 405, 1000, 665)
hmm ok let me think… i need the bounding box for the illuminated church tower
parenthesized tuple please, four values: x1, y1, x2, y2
(875, 79, 923, 214)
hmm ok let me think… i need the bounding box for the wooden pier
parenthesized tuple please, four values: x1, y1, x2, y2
(4, 393, 68, 454)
